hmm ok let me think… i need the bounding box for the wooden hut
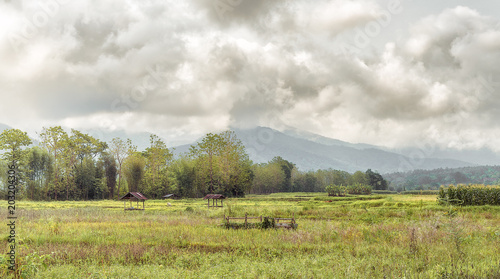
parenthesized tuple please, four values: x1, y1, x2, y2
(203, 194, 225, 208)
(120, 192, 148, 211)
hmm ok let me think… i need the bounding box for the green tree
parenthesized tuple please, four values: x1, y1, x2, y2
(103, 153, 117, 199)
(251, 163, 285, 194)
(350, 170, 368, 185)
(143, 134, 173, 198)
(123, 153, 145, 193)
(110, 137, 129, 199)
(172, 157, 197, 198)
(190, 133, 221, 194)
(0, 128, 32, 197)
(366, 169, 388, 190)
(26, 147, 53, 200)
(270, 156, 294, 192)
(190, 131, 252, 197)
(0, 128, 32, 162)
(39, 126, 69, 200)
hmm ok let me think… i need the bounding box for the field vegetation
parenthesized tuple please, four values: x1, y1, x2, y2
(1, 193, 500, 278)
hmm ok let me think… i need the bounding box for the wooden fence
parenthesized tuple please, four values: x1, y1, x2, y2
(223, 213, 297, 229)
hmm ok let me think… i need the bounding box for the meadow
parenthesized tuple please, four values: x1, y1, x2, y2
(1, 193, 500, 278)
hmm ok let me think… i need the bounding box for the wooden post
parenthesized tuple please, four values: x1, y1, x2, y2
(221, 199, 223, 207)
(245, 213, 247, 228)
(207, 199, 210, 209)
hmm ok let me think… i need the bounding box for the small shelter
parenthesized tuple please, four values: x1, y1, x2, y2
(203, 194, 225, 208)
(120, 192, 148, 211)
(162, 194, 180, 199)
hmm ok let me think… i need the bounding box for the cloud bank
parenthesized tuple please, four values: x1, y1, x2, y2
(0, 1, 499, 150)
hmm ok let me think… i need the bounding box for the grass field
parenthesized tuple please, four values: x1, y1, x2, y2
(1, 193, 500, 278)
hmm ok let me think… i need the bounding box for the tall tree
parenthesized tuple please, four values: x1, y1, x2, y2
(103, 154, 117, 199)
(143, 134, 173, 198)
(350, 170, 368, 185)
(39, 126, 68, 200)
(0, 129, 32, 195)
(0, 128, 32, 162)
(123, 153, 145, 193)
(26, 147, 53, 200)
(190, 131, 252, 197)
(366, 169, 388, 190)
(172, 157, 197, 198)
(71, 129, 108, 165)
(270, 156, 294, 192)
(190, 133, 222, 194)
(109, 138, 129, 199)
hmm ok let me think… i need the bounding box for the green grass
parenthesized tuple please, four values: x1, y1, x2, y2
(1, 193, 500, 278)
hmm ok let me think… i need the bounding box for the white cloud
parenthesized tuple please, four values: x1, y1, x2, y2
(1, 1, 500, 152)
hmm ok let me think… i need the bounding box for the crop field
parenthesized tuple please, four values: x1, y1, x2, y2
(1, 193, 500, 278)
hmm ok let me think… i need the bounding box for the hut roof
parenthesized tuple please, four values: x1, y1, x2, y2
(120, 192, 148, 200)
(203, 194, 225, 200)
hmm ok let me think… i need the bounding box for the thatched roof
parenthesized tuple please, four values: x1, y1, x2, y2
(203, 194, 225, 200)
(120, 192, 148, 200)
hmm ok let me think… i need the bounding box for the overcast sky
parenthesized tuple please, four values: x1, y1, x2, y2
(1, 0, 500, 150)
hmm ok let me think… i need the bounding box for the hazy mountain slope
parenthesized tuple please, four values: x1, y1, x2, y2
(0, 123, 483, 173)
(392, 147, 500, 166)
(232, 127, 474, 173)
(0, 123, 12, 132)
(282, 128, 378, 150)
(384, 165, 500, 190)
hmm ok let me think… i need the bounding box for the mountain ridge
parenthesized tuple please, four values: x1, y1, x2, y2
(1, 123, 494, 173)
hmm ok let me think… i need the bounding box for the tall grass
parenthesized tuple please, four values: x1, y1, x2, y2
(0, 194, 499, 278)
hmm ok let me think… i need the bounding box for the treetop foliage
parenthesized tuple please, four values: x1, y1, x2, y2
(1, 127, 389, 200)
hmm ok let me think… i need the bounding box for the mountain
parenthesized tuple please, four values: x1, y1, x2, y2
(0, 123, 12, 132)
(231, 127, 475, 173)
(171, 127, 476, 173)
(281, 127, 378, 150)
(1, 122, 493, 173)
(390, 147, 500, 167)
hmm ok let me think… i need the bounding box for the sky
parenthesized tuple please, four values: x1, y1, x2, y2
(1, 0, 500, 150)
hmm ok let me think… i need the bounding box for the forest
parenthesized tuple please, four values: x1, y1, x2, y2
(385, 166, 500, 192)
(0, 127, 388, 200)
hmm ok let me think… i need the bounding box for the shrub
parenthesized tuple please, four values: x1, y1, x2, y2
(347, 183, 372, 195)
(325, 185, 347, 197)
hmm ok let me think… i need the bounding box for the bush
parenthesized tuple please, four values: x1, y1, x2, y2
(347, 183, 372, 195)
(325, 185, 347, 197)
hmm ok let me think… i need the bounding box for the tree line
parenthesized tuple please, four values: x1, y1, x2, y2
(385, 166, 500, 191)
(0, 127, 387, 200)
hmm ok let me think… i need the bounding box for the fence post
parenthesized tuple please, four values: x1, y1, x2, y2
(245, 213, 248, 228)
